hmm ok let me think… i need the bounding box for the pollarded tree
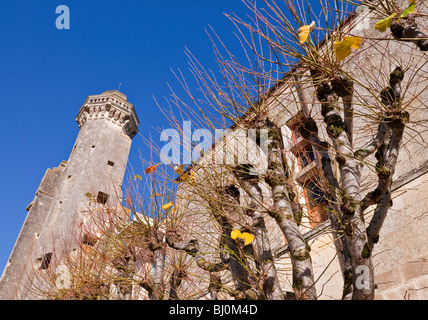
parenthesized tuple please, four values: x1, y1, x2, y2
(154, 0, 428, 300)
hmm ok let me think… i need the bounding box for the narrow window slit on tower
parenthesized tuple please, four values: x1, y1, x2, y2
(97, 191, 109, 205)
(40, 253, 53, 270)
(92, 145, 96, 148)
(107, 160, 115, 167)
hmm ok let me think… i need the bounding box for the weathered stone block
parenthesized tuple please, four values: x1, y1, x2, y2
(375, 269, 402, 292)
(399, 259, 428, 283)
(414, 276, 428, 299)
(382, 281, 419, 300)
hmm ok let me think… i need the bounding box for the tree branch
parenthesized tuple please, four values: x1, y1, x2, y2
(354, 122, 391, 159)
(168, 268, 186, 300)
(391, 18, 428, 52)
(361, 66, 406, 210)
(233, 165, 284, 300)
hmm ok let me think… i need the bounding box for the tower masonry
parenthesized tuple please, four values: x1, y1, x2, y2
(0, 90, 139, 299)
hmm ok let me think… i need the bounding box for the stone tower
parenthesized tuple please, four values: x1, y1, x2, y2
(0, 90, 139, 299)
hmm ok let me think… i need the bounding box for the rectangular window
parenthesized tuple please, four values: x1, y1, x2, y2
(40, 253, 53, 270)
(291, 125, 302, 141)
(306, 180, 326, 208)
(286, 112, 327, 227)
(298, 144, 315, 168)
(286, 111, 305, 142)
(287, 117, 317, 171)
(107, 160, 115, 167)
(304, 179, 328, 227)
(97, 191, 109, 205)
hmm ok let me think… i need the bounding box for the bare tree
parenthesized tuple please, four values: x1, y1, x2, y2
(157, 0, 428, 300)
(29, 0, 428, 300)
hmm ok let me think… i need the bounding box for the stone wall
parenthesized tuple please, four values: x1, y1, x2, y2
(372, 170, 428, 299)
(0, 162, 67, 299)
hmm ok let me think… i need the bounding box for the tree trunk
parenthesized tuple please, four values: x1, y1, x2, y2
(235, 169, 284, 300)
(263, 122, 316, 300)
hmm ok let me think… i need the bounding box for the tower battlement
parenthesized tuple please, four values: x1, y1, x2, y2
(76, 90, 139, 138)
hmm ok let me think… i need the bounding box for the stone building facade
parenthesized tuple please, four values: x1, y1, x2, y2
(174, 2, 428, 300)
(0, 90, 139, 299)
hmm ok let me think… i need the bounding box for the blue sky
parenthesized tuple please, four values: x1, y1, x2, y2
(0, 0, 256, 272)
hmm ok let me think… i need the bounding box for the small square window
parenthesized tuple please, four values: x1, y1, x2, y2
(107, 160, 115, 167)
(97, 191, 109, 205)
(40, 253, 53, 270)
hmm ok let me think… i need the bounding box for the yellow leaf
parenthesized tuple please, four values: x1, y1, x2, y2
(180, 171, 194, 183)
(231, 229, 254, 245)
(298, 21, 315, 44)
(173, 164, 185, 175)
(171, 203, 179, 214)
(241, 232, 254, 246)
(181, 172, 190, 182)
(231, 229, 241, 240)
(162, 202, 174, 210)
(334, 37, 362, 61)
(375, 13, 398, 33)
(145, 163, 161, 174)
(134, 174, 142, 181)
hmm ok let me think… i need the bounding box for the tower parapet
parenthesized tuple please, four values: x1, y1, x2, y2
(76, 90, 139, 138)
